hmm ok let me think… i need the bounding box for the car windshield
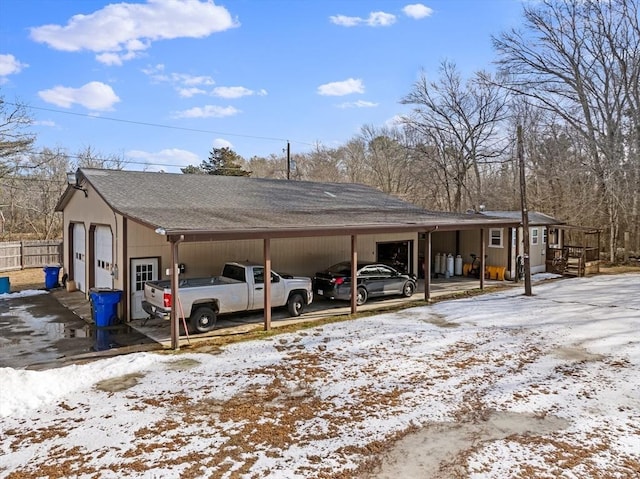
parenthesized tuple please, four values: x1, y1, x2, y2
(326, 262, 372, 275)
(326, 262, 351, 275)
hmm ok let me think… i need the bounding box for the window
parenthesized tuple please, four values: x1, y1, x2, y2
(532, 228, 539, 245)
(489, 228, 503, 248)
(543, 228, 548, 244)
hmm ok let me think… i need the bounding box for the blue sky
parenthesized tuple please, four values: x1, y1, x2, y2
(0, 0, 523, 173)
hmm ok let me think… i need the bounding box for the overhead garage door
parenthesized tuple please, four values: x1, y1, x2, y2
(73, 224, 86, 292)
(95, 226, 113, 289)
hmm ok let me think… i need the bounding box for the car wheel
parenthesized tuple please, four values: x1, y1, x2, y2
(287, 293, 305, 317)
(356, 286, 368, 306)
(190, 307, 217, 333)
(402, 281, 415, 297)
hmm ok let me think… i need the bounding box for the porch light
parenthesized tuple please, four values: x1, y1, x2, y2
(66, 171, 88, 197)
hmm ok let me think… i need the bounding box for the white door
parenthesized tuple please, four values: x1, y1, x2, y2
(95, 226, 113, 289)
(130, 258, 159, 320)
(73, 224, 86, 292)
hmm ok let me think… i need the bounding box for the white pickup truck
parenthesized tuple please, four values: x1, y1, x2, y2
(142, 262, 313, 333)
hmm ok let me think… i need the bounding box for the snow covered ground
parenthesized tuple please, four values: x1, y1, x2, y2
(1, 273, 639, 478)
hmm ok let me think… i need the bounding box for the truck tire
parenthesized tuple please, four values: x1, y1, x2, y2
(287, 293, 305, 317)
(190, 306, 217, 333)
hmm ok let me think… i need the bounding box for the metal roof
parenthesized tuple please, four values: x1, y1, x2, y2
(57, 168, 522, 240)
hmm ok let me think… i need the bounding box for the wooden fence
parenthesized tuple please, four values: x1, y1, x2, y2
(0, 240, 63, 271)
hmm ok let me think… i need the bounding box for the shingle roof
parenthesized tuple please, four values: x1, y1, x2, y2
(480, 210, 564, 226)
(57, 168, 521, 238)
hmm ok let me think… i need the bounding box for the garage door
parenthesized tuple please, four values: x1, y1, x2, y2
(95, 226, 113, 289)
(73, 224, 86, 292)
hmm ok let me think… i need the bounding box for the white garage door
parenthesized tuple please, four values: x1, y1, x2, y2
(95, 226, 113, 289)
(73, 224, 86, 292)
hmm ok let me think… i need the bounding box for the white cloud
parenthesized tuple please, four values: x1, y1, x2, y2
(211, 86, 267, 99)
(33, 119, 57, 127)
(0, 54, 28, 77)
(385, 115, 405, 128)
(330, 11, 396, 27)
(29, 0, 239, 65)
(367, 11, 396, 26)
(337, 100, 378, 109)
(38, 81, 120, 110)
(403, 4, 433, 19)
(317, 78, 365, 96)
(178, 87, 207, 98)
(329, 14, 362, 27)
(173, 105, 240, 118)
(212, 138, 233, 150)
(126, 148, 200, 172)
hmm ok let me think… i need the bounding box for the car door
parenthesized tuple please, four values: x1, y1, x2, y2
(378, 265, 404, 294)
(359, 265, 384, 297)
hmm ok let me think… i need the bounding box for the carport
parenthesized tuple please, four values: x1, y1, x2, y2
(58, 169, 521, 350)
(157, 219, 520, 350)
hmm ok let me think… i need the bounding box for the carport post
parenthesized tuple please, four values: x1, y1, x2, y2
(350, 235, 357, 315)
(424, 231, 431, 301)
(170, 235, 184, 350)
(479, 229, 485, 290)
(263, 238, 272, 331)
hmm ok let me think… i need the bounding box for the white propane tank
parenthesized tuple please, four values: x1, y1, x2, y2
(434, 253, 441, 274)
(439, 253, 447, 275)
(447, 253, 454, 277)
(455, 254, 463, 276)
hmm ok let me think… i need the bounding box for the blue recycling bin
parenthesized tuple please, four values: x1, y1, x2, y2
(43, 266, 61, 289)
(89, 289, 123, 327)
(0, 276, 10, 294)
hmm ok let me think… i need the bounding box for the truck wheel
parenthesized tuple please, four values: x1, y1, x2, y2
(190, 307, 217, 333)
(356, 287, 368, 306)
(287, 293, 305, 317)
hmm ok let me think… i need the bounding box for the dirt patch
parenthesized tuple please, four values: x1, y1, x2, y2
(2, 267, 50, 292)
(366, 411, 571, 478)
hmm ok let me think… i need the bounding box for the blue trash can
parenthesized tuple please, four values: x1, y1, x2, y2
(89, 289, 123, 327)
(0, 276, 10, 294)
(43, 266, 61, 289)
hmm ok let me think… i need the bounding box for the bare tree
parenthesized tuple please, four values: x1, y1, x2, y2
(1, 148, 69, 239)
(356, 124, 421, 199)
(72, 145, 127, 171)
(0, 96, 35, 178)
(493, 0, 640, 261)
(401, 61, 510, 212)
(246, 153, 288, 179)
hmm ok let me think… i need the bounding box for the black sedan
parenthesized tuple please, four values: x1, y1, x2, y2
(313, 261, 417, 305)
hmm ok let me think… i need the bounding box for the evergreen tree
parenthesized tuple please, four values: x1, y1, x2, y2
(201, 147, 250, 176)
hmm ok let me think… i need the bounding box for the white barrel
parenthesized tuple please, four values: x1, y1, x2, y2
(440, 253, 447, 275)
(434, 253, 441, 274)
(446, 254, 454, 277)
(455, 254, 463, 276)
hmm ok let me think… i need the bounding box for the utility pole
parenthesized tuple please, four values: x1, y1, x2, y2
(518, 125, 532, 296)
(286, 141, 291, 180)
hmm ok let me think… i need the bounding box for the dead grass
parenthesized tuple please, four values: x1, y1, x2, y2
(2, 268, 49, 292)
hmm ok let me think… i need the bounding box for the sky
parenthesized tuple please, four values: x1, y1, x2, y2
(0, 0, 524, 173)
(1, 273, 639, 477)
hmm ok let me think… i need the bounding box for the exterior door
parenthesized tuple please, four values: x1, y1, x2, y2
(130, 258, 159, 320)
(94, 226, 113, 289)
(249, 267, 285, 310)
(73, 224, 86, 292)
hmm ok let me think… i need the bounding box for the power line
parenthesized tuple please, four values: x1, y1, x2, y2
(6, 101, 315, 147)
